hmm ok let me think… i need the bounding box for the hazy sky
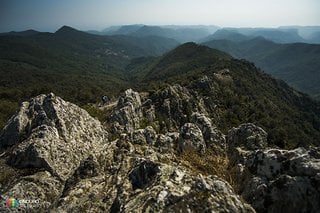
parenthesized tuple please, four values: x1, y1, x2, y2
(0, 0, 319, 32)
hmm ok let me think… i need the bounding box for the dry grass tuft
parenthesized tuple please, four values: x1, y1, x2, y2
(179, 149, 238, 188)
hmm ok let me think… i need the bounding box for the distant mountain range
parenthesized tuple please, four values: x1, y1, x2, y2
(86, 25, 320, 99)
(86, 25, 320, 44)
(203, 28, 304, 43)
(0, 29, 40, 37)
(88, 25, 219, 43)
(202, 27, 320, 44)
(202, 31, 320, 99)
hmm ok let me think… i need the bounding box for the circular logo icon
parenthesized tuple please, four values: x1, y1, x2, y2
(6, 197, 19, 209)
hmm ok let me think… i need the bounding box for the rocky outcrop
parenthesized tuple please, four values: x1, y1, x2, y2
(130, 126, 157, 145)
(150, 84, 207, 131)
(110, 86, 226, 154)
(227, 123, 320, 213)
(155, 132, 179, 152)
(241, 147, 320, 213)
(111, 89, 143, 133)
(0, 93, 107, 180)
(0, 93, 110, 211)
(191, 112, 225, 149)
(1, 86, 319, 212)
(0, 93, 255, 212)
(178, 123, 206, 153)
(120, 161, 254, 213)
(227, 123, 268, 151)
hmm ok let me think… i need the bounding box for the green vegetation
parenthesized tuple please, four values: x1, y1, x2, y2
(210, 59, 320, 148)
(203, 37, 320, 99)
(134, 42, 231, 82)
(0, 26, 178, 128)
(1, 31, 319, 150)
(131, 43, 320, 148)
(0, 100, 18, 128)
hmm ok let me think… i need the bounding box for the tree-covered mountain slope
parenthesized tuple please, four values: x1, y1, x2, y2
(1, 40, 320, 213)
(203, 37, 320, 99)
(127, 43, 320, 148)
(0, 26, 179, 127)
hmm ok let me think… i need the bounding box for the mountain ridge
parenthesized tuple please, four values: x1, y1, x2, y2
(203, 37, 320, 99)
(1, 31, 320, 212)
(0, 85, 319, 211)
(0, 26, 180, 127)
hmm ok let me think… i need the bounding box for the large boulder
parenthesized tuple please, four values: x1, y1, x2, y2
(227, 123, 268, 151)
(117, 160, 255, 213)
(0, 93, 107, 181)
(111, 89, 143, 133)
(178, 123, 206, 153)
(0, 93, 109, 211)
(227, 124, 320, 213)
(241, 147, 320, 213)
(155, 132, 179, 151)
(191, 112, 226, 149)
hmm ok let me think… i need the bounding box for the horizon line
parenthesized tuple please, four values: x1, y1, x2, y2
(2, 24, 320, 33)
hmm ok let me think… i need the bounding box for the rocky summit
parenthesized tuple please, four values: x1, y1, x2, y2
(0, 85, 319, 212)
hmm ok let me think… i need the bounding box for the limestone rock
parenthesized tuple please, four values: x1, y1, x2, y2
(123, 162, 254, 213)
(155, 132, 179, 151)
(0, 93, 110, 211)
(130, 126, 157, 146)
(240, 148, 320, 212)
(0, 102, 30, 149)
(111, 88, 143, 133)
(1, 93, 107, 181)
(2, 171, 62, 210)
(226, 123, 320, 212)
(142, 99, 156, 122)
(2, 86, 319, 213)
(227, 123, 268, 151)
(131, 129, 147, 145)
(178, 123, 206, 153)
(191, 112, 226, 149)
(52, 146, 253, 212)
(150, 84, 207, 131)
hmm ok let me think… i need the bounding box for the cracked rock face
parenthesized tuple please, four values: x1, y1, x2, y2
(1, 84, 319, 212)
(0, 93, 110, 211)
(242, 148, 320, 213)
(227, 123, 268, 151)
(178, 123, 206, 153)
(111, 89, 143, 133)
(1, 94, 108, 181)
(227, 124, 320, 213)
(191, 112, 226, 150)
(0, 92, 254, 212)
